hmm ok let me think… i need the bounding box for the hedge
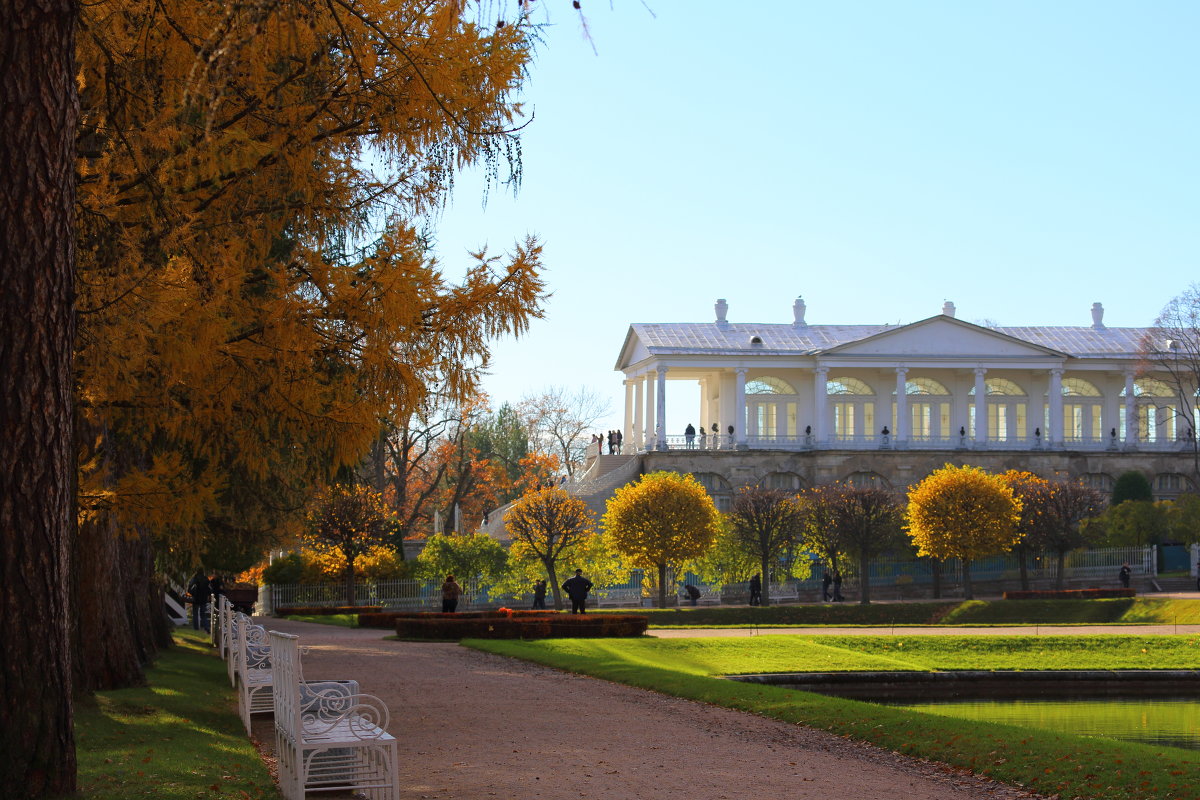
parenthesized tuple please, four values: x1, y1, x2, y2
(276, 605, 383, 616)
(393, 611, 649, 640)
(358, 609, 558, 628)
(1002, 588, 1136, 600)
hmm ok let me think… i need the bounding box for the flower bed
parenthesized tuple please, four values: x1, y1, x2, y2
(1002, 588, 1136, 600)
(392, 611, 649, 640)
(276, 605, 383, 616)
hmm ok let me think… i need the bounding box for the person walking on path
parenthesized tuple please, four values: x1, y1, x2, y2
(562, 569, 594, 614)
(441, 574, 463, 613)
(186, 569, 212, 632)
(532, 579, 548, 610)
(1119, 563, 1131, 589)
(748, 573, 762, 606)
(821, 570, 832, 602)
(832, 570, 844, 602)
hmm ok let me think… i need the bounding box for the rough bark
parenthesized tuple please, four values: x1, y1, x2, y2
(0, 0, 79, 793)
(962, 559, 975, 600)
(858, 552, 871, 604)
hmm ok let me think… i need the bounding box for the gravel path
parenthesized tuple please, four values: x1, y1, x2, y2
(254, 619, 1048, 800)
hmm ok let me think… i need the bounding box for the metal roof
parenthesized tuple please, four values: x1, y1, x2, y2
(627, 320, 1148, 359)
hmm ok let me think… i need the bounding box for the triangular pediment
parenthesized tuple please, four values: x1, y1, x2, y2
(823, 316, 1068, 359)
(615, 326, 652, 370)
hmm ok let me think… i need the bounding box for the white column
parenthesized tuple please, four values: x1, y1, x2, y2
(1124, 371, 1137, 447)
(633, 378, 645, 450)
(655, 365, 668, 450)
(623, 379, 635, 453)
(894, 366, 909, 446)
(1048, 368, 1064, 448)
(734, 368, 748, 448)
(699, 379, 710, 436)
(813, 365, 829, 444)
(974, 367, 988, 446)
(644, 373, 656, 449)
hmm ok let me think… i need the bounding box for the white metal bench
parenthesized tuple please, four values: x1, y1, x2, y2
(235, 615, 274, 734)
(269, 631, 399, 800)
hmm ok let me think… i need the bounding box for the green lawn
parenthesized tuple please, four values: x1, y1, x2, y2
(282, 613, 358, 627)
(467, 634, 1200, 800)
(593, 597, 1200, 627)
(70, 629, 279, 799)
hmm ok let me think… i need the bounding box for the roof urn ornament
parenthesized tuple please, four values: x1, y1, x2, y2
(942, 300, 956, 318)
(715, 298, 729, 327)
(793, 296, 807, 327)
(1091, 302, 1106, 330)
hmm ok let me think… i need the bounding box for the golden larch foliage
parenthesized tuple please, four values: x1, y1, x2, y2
(603, 471, 719, 570)
(905, 464, 1023, 562)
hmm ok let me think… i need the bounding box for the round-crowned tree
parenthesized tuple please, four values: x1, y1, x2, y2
(603, 471, 720, 608)
(905, 464, 1022, 600)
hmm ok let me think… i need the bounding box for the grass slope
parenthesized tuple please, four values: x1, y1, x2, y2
(467, 635, 1200, 800)
(595, 598, 1200, 628)
(71, 629, 279, 799)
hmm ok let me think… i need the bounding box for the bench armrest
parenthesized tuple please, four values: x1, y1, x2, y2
(301, 692, 390, 739)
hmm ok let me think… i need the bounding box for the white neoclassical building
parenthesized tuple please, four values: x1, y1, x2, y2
(609, 298, 1198, 503)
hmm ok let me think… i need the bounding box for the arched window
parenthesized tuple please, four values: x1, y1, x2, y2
(691, 472, 732, 511)
(764, 472, 804, 491)
(1121, 379, 1181, 442)
(1154, 473, 1193, 498)
(842, 471, 890, 489)
(968, 378, 1027, 396)
(897, 378, 952, 440)
(827, 377, 874, 440)
(969, 378, 1027, 440)
(828, 377, 873, 395)
(902, 378, 951, 396)
(746, 376, 796, 395)
(1061, 378, 1103, 441)
(1081, 473, 1114, 492)
(1062, 377, 1101, 397)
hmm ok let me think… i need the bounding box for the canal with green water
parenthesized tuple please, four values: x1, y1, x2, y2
(896, 697, 1200, 750)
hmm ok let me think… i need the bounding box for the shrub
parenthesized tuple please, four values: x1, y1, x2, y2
(1112, 471, 1153, 505)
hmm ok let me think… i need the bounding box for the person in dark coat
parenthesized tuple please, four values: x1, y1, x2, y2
(532, 579, 548, 610)
(562, 569, 594, 614)
(832, 570, 844, 602)
(748, 573, 762, 606)
(684, 584, 702, 606)
(186, 569, 212, 632)
(821, 570, 833, 602)
(441, 574, 463, 613)
(1118, 563, 1131, 588)
(684, 423, 696, 448)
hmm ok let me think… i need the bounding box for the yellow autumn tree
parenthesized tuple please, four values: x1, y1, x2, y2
(905, 464, 1022, 599)
(72, 0, 547, 686)
(603, 471, 720, 608)
(503, 487, 595, 610)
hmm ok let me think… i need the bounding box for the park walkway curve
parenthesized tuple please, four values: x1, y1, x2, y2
(253, 618, 1046, 800)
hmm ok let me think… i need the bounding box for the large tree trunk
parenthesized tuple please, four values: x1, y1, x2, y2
(962, 559, 975, 600)
(0, 0, 80, 793)
(930, 558, 942, 599)
(657, 563, 669, 609)
(1016, 545, 1030, 591)
(545, 562, 563, 611)
(1055, 548, 1068, 591)
(73, 514, 142, 691)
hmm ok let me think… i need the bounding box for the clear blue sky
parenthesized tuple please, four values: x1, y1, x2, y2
(426, 1, 1199, 434)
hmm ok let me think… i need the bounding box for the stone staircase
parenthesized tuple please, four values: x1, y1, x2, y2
(478, 454, 643, 541)
(567, 455, 642, 520)
(1147, 576, 1199, 593)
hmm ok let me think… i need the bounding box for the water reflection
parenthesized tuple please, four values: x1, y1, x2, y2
(894, 696, 1200, 750)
